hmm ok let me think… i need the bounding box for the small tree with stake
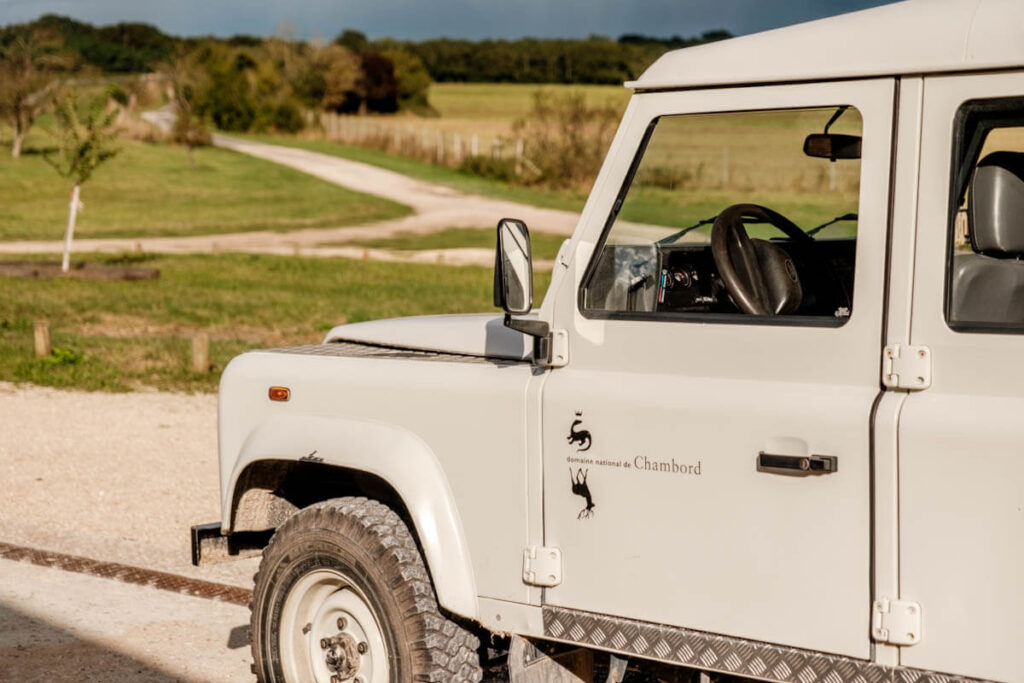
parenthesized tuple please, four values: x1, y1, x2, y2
(43, 95, 119, 273)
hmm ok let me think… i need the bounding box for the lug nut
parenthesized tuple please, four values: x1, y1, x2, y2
(320, 638, 329, 649)
(357, 641, 368, 654)
(337, 617, 347, 630)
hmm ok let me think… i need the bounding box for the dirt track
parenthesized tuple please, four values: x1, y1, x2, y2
(0, 136, 579, 267)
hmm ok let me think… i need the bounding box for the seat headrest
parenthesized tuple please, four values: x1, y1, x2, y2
(970, 151, 1024, 256)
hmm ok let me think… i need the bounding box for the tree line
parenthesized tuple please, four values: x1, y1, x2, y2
(1, 15, 730, 85)
(0, 14, 730, 149)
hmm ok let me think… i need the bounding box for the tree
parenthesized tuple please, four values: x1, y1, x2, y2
(334, 29, 368, 54)
(359, 51, 398, 114)
(380, 47, 432, 112)
(314, 43, 362, 113)
(162, 47, 210, 165)
(0, 29, 69, 157)
(43, 94, 119, 273)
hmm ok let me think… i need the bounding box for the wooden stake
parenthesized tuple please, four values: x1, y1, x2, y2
(191, 333, 210, 374)
(33, 321, 51, 359)
(61, 184, 81, 274)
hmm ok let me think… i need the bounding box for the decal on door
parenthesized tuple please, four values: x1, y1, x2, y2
(570, 468, 595, 519)
(564, 410, 702, 520)
(566, 412, 592, 451)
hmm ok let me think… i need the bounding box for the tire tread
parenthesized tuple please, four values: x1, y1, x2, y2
(251, 496, 482, 683)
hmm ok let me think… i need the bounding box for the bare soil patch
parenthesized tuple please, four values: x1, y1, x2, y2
(0, 260, 160, 281)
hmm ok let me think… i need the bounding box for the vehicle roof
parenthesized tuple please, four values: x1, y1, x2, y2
(629, 0, 1024, 91)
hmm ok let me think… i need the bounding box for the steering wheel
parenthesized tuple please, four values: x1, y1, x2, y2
(710, 203, 810, 316)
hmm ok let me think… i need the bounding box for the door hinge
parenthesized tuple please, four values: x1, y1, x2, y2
(538, 329, 568, 368)
(871, 598, 922, 646)
(523, 546, 562, 587)
(882, 344, 931, 391)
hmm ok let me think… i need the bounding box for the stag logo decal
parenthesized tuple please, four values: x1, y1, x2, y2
(567, 411, 592, 451)
(570, 468, 595, 519)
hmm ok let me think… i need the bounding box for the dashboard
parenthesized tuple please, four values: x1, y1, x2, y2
(654, 238, 856, 317)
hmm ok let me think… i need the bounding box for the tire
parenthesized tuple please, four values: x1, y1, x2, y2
(250, 496, 482, 683)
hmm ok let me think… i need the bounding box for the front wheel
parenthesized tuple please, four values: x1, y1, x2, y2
(250, 497, 483, 683)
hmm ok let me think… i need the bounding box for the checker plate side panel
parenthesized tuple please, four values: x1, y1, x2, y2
(543, 606, 993, 683)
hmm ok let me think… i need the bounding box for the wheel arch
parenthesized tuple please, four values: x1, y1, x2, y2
(223, 414, 479, 621)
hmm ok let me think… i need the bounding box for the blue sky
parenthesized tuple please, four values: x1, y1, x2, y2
(0, 0, 899, 40)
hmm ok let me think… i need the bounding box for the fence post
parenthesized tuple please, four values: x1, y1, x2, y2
(191, 333, 210, 374)
(436, 131, 445, 164)
(471, 134, 479, 157)
(452, 134, 463, 164)
(33, 321, 51, 359)
(515, 138, 525, 176)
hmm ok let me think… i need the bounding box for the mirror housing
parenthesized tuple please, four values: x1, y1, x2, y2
(803, 133, 862, 161)
(493, 218, 534, 315)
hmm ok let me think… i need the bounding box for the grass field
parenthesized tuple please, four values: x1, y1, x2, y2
(343, 227, 568, 260)
(0, 135, 410, 241)
(428, 82, 630, 122)
(0, 253, 550, 392)
(245, 134, 590, 213)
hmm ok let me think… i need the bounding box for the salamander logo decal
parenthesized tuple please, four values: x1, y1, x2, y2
(567, 411, 592, 451)
(570, 468, 595, 519)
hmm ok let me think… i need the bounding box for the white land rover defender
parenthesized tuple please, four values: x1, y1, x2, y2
(191, 2, 1023, 681)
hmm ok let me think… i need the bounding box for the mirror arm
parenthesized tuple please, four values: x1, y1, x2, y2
(504, 314, 555, 365)
(504, 313, 549, 339)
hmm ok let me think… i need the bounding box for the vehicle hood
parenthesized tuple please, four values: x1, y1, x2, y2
(323, 313, 531, 361)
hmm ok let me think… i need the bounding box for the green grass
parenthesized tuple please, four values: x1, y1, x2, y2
(341, 227, 568, 260)
(0, 136, 411, 240)
(243, 134, 589, 213)
(428, 83, 630, 121)
(0, 253, 550, 392)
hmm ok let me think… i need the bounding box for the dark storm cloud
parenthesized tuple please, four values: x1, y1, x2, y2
(0, 0, 899, 39)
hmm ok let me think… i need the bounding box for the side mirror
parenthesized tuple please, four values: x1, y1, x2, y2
(803, 133, 861, 161)
(493, 218, 533, 315)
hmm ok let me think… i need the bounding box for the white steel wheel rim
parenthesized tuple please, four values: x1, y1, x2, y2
(278, 568, 390, 683)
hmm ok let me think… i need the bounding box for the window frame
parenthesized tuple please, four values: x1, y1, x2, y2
(943, 96, 1024, 334)
(577, 104, 862, 329)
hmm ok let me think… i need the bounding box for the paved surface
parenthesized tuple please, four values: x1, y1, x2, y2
(0, 382, 259, 679)
(0, 135, 579, 267)
(0, 559, 253, 682)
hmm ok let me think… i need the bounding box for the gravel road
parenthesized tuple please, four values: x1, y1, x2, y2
(0, 382, 259, 680)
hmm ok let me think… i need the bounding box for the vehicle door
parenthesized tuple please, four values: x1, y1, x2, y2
(539, 79, 894, 659)
(896, 72, 1024, 683)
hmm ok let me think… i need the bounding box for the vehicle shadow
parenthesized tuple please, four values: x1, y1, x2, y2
(0, 603, 183, 683)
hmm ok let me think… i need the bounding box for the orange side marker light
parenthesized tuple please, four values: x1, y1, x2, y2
(268, 386, 291, 402)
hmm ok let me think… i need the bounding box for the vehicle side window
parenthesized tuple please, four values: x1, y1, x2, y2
(946, 97, 1024, 332)
(581, 107, 862, 325)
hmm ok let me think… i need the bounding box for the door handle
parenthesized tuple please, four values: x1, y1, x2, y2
(757, 452, 838, 475)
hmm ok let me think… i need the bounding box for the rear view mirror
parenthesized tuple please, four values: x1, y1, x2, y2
(804, 133, 862, 161)
(493, 218, 533, 315)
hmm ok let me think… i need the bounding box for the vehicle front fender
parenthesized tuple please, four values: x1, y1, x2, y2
(223, 413, 478, 620)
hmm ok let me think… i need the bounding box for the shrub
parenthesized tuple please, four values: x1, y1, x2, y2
(457, 155, 516, 183)
(512, 90, 619, 190)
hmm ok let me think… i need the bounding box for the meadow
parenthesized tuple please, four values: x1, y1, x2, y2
(0, 253, 551, 392)
(0, 133, 410, 241)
